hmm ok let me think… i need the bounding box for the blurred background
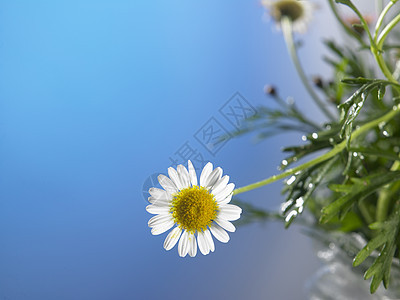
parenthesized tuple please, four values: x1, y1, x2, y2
(0, 1, 373, 299)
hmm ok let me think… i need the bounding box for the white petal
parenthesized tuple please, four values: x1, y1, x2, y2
(216, 217, 236, 232)
(164, 227, 182, 251)
(204, 229, 215, 252)
(146, 204, 170, 215)
(188, 232, 197, 257)
(148, 187, 170, 200)
(218, 211, 241, 221)
(148, 214, 173, 228)
(218, 204, 242, 221)
(209, 223, 230, 243)
(200, 162, 213, 187)
(211, 175, 229, 195)
(151, 219, 174, 235)
(197, 231, 210, 255)
(168, 167, 184, 190)
(148, 197, 170, 206)
(205, 167, 222, 189)
(188, 160, 198, 186)
(146, 200, 169, 208)
(218, 193, 232, 205)
(178, 230, 190, 257)
(215, 183, 235, 203)
(177, 165, 190, 189)
(220, 203, 242, 214)
(158, 174, 178, 194)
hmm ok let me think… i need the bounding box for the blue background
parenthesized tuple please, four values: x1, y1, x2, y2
(0, 1, 341, 299)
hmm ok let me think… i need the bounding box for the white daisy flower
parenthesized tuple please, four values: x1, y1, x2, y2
(262, 0, 316, 34)
(146, 161, 242, 257)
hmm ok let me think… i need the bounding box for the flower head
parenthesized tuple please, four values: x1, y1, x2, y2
(146, 161, 241, 257)
(262, 0, 316, 33)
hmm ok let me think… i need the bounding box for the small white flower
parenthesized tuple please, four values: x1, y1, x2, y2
(262, 0, 316, 33)
(146, 161, 241, 257)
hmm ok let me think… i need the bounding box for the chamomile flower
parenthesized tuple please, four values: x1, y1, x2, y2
(262, 0, 316, 33)
(146, 161, 241, 257)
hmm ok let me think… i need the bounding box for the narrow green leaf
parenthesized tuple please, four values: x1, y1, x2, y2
(328, 184, 353, 193)
(320, 172, 400, 223)
(341, 77, 372, 84)
(353, 234, 386, 266)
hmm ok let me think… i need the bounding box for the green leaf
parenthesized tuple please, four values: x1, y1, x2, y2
(320, 171, 400, 223)
(341, 77, 374, 84)
(338, 79, 396, 144)
(283, 158, 339, 228)
(377, 85, 386, 101)
(328, 183, 353, 193)
(353, 233, 386, 266)
(349, 147, 400, 161)
(352, 202, 400, 293)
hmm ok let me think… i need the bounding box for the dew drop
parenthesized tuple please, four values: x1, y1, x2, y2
(312, 133, 318, 139)
(295, 197, 304, 207)
(281, 200, 293, 212)
(286, 176, 296, 185)
(281, 160, 288, 166)
(285, 210, 297, 223)
(302, 135, 307, 141)
(295, 198, 304, 213)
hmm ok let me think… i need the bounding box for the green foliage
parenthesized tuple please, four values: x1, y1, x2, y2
(320, 171, 400, 224)
(353, 202, 400, 293)
(234, 0, 400, 294)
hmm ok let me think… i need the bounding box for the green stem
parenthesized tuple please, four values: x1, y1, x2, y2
(373, 50, 397, 83)
(336, 0, 375, 48)
(359, 200, 375, 225)
(327, 0, 366, 47)
(376, 160, 400, 222)
(233, 104, 400, 195)
(374, 0, 395, 43)
(281, 17, 335, 121)
(372, 7, 400, 84)
(377, 12, 400, 50)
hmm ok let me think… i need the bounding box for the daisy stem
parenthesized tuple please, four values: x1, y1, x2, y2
(233, 104, 400, 195)
(376, 158, 400, 222)
(336, 0, 375, 48)
(327, 0, 366, 47)
(373, 4, 400, 222)
(374, 0, 395, 42)
(280, 17, 335, 121)
(372, 1, 400, 85)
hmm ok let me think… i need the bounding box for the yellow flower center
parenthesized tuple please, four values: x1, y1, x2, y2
(170, 186, 218, 234)
(271, 0, 304, 22)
